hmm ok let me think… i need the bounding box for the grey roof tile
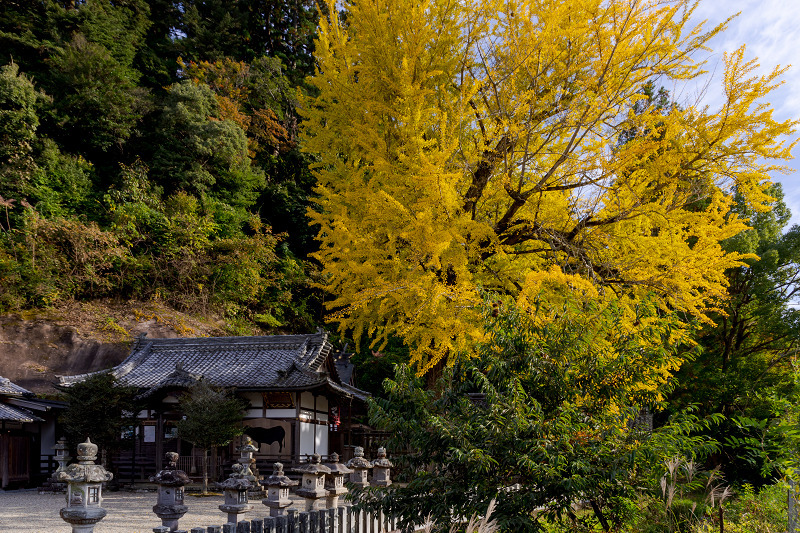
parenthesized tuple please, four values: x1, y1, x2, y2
(58, 332, 369, 400)
(0, 402, 42, 422)
(0, 376, 32, 396)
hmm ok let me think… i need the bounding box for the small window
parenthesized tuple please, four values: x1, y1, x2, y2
(88, 486, 99, 504)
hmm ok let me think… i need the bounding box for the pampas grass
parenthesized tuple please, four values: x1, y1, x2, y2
(419, 499, 498, 533)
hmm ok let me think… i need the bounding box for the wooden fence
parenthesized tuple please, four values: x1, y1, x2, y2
(151, 506, 420, 533)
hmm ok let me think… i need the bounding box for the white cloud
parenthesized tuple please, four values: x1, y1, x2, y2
(684, 0, 800, 226)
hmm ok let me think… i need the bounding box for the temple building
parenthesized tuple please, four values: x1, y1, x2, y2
(0, 376, 63, 489)
(58, 331, 369, 482)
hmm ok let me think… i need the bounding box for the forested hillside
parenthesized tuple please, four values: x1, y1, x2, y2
(0, 0, 321, 335)
(4, 2, 800, 515)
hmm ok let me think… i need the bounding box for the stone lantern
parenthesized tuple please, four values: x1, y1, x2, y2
(238, 436, 258, 481)
(324, 452, 353, 508)
(58, 438, 113, 533)
(217, 463, 253, 524)
(371, 447, 393, 487)
(345, 446, 372, 488)
(261, 462, 298, 517)
(294, 453, 331, 511)
(54, 437, 71, 474)
(47, 437, 71, 492)
(150, 451, 190, 531)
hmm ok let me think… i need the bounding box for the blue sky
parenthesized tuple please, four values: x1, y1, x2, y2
(683, 0, 800, 227)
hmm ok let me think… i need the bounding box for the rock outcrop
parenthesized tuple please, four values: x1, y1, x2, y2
(0, 301, 226, 395)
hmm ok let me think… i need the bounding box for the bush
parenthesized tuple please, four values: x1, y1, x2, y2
(691, 483, 787, 533)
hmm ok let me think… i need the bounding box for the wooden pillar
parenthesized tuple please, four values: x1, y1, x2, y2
(293, 392, 301, 463)
(313, 394, 317, 455)
(1, 431, 8, 489)
(155, 411, 164, 471)
(347, 399, 353, 451)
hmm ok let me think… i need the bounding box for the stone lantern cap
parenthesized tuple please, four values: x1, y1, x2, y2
(293, 454, 331, 476)
(345, 446, 373, 469)
(262, 462, 298, 488)
(325, 453, 353, 475)
(57, 438, 113, 484)
(150, 452, 190, 486)
(239, 437, 258, 454)
(372, 447, 393, 468)
(217, 463, 253, 491)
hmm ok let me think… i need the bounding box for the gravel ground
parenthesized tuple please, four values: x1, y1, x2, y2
(0, 490, 305, 533)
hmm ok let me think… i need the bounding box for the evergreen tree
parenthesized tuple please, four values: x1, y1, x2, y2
(671, 185, 800, 484)
(57, 373, 139, 468)
(176, 380, 245, 494)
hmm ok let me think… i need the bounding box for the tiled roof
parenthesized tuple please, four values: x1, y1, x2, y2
(0, 402, 42, 423)
(0, 376, 32, 396)
(58, 332, 368, 400)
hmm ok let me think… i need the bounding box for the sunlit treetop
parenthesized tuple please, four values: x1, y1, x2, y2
(301, 0, 798, 374)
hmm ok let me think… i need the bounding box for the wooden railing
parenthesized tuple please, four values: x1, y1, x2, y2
(151, 506, 424, 533)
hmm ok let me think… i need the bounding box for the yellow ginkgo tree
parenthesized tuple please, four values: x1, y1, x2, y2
(301, 0, 797, 375)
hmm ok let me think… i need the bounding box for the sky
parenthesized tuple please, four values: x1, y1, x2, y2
(682, 0, 800, 227)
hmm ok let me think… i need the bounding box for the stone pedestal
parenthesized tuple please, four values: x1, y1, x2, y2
(150, 451, 190, 531)
(217, 463, 253, 524)
(371, 447, 393, 487)
(345, 446, 372, 488)
(58, 439, 113, 533)
(261, 462, 298, 517)
(324, 452, 353, 508)
(294, 454, 331, 511)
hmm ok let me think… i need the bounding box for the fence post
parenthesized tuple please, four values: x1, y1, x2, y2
(190, 529, 205, 533)
(208, 527, 222, 533)
(251, 518, 264, 533)
(309, 510, 318, 533)
(327, 508, 336, 533)
(275, 515, 287, 533)
(237, 521, 251, 533)
(223, 524, 236, 533)
(299, 511, 310, 533)
(263, 517, 276, 533)
(288, 509, 299, 533)
(337, 507, 346, 533)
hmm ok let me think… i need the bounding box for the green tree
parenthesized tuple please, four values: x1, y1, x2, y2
(671, 185, 800, 484)
(364, 297, 715, 532)
(150, 80, 265, 211)
(176, 380, 246, 494)
(47, 34, 149, 158)
(171, 0, 322, 86)
(0, 62, 40, 199)
(57, 372, 139, 469)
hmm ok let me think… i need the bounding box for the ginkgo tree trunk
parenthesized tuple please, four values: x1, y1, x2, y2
(301, 0, 797, 377)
